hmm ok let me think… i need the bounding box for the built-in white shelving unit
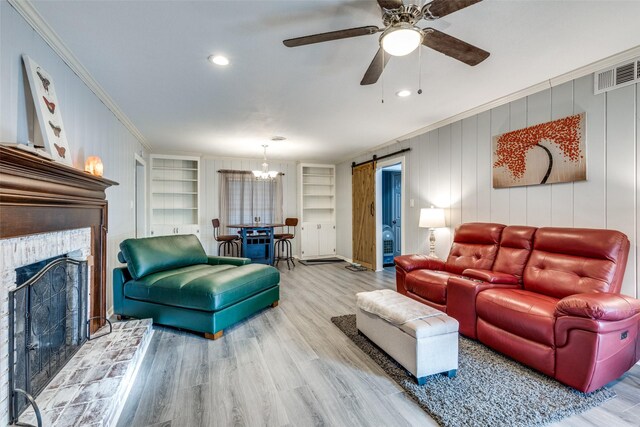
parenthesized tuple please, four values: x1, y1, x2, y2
(299, 163, 336, 259)
(150, 154, 200, 238)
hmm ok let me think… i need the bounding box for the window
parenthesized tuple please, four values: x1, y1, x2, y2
(219, 170, 283, 230)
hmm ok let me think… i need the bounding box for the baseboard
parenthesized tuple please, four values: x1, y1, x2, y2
(335, 255, 353, 263)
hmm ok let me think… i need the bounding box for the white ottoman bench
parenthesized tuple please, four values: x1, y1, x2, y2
(356, 289, 459, 385)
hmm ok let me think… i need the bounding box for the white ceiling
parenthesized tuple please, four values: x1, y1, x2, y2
(31, 0, 640, 163)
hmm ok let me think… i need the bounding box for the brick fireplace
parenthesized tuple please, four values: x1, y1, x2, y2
(1, 228, 92, 423)
(0, 145, 117, 425)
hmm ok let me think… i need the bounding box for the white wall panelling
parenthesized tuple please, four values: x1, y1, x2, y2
(335, 161, 352, 261)
(1, 2, 148, 312)
(605, 84, 637, 298)
(461, 115, 478, 224)
(476, 111, 492, 222)
(336, 74, 639, 298)
(489, 104, 510, 225)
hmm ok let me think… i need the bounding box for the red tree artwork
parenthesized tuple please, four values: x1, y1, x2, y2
(493, 113, 585, 188)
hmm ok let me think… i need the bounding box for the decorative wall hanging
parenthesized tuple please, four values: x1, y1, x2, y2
(492, 112, 586, 188)
(22, 55, 72, 165)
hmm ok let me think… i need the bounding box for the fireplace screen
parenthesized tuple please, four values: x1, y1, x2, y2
(9, 256, 88, 422)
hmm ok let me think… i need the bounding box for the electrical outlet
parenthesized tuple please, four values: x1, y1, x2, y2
(410, 199, 415, 208)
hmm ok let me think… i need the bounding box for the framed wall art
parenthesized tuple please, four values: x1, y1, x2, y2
(23, 55, 72, 165)
(492, 112, 586, 189)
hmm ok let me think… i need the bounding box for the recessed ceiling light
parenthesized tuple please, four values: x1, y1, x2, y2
(208, 55, 229, 66)
(271, 136, 286, 141)
(396, 90, 411, 97)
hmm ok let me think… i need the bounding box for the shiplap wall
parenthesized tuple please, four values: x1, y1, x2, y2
(199, 157, 299, 257)
(337, 74, 639, 298)
(0, 2, 149, 311)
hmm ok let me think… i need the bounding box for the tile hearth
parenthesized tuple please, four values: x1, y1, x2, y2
(18, 319, 153, 427)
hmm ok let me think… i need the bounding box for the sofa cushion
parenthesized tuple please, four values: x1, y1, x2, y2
(534, 227, 629, 262)
(491, 226, 536, 281)
(444, 223, 505, 275)
(523, 228, 630, 298)
(120, 234, 208, 280)
(405, 270, 461, 304)
(476, 289, 558, 346)
(124, 263, 280, 311)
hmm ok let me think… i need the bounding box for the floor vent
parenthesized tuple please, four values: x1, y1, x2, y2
(594, 58, 640, 94)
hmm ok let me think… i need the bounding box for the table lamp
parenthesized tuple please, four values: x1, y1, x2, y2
(419, 206, 446, 257)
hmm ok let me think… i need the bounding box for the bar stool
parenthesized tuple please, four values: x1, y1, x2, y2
(274, 218, 298, 270)
(212, 219, 240, 256)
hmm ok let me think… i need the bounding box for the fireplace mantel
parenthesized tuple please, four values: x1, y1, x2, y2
(0, 145, 118, 331)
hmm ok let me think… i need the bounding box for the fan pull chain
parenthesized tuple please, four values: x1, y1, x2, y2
(418, 42, 423, 95)
(381, 50, 385, 104)
(417, 0, 423, 95)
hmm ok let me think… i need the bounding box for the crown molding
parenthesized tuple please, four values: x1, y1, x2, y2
(8, 0, 151, 150)
(337, 44, 640, 164)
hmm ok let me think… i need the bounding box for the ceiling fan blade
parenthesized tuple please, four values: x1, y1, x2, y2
(377, 0, 404, 10)
(361, 48, 391, 86)
(283, 26, 379, 47)
(424, 0, 482, 19)
(422, 28, 489, 66)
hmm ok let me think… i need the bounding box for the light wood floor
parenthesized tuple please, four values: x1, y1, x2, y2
(117, 263, 640, 427)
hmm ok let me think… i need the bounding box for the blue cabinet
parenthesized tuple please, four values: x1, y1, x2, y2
(240, 227, 274, 265)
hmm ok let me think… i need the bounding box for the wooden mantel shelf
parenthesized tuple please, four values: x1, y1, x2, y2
(0, 145, 119, 332)
(0, 145, 118, 214)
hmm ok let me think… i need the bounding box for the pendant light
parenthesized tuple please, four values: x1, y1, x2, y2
(252, 144, 279, 180)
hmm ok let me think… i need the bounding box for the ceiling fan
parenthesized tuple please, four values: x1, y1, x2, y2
(283, 0, 490, 85)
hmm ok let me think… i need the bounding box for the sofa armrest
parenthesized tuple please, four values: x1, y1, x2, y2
(447, 276, 520, 339)
(112, 267, 132, 314)
(555, 293, 640, 321)
(207, 256, 251, 266)
(461, 268, 519, 285)
(394, 254, 445, 273)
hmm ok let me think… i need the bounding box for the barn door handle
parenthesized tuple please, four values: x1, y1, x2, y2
(370, 202, 374, 216)
(392, 220, 397, 224)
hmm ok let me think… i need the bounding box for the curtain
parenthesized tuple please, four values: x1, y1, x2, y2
(218, 170, 283, 232)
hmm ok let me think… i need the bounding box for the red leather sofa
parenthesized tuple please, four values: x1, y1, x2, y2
(395, 223, 640, 392)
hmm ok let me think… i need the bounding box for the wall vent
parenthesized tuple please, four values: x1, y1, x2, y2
(594, 57, 640, 94)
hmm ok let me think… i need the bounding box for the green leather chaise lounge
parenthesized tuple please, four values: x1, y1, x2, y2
(113, 234, 280, 339)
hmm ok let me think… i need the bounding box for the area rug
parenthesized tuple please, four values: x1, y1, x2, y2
(331, 314, 615, 427)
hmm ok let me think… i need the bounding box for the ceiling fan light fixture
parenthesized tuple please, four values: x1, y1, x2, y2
(380, 23, 422, 57)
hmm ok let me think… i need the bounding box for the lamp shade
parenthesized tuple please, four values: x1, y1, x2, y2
(419, 207, 445, 228)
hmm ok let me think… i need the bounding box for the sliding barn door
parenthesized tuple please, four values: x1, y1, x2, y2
(352, 162, 376, 270)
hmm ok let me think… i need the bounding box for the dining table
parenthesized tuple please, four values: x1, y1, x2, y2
(227, 223, 285, 265)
